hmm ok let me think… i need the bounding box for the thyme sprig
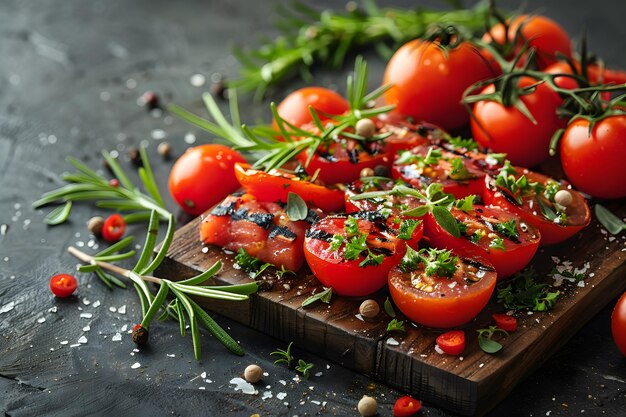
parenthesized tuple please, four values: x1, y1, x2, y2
(169, 57, 392, 173)
(33, 147, 170, 224)
(229, 0, 491, 98)
(69, 209, 259, 359)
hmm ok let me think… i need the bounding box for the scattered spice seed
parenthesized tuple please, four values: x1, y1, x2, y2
(359, 167, 374, 178)
(244, 364, 263, 383)
(157, 141, 172, 159)
(108, 178, 120, 188)
(358, 299, 380, 319)
(355, 118, 376, 138)
(87, 216, 105, 236)
(127, 147, 143, 167)
(142, 91, 160, 110)
(357, 395, 378, 417)
(210, 73, 227, 99)
(373, 165, 389, 177)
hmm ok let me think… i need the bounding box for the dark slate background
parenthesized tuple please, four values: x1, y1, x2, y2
(1, 0, 625, 416)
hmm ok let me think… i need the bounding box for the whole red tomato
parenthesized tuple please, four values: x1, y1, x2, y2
(471, 77, 565, 167)
(274, 87, 349, 129)
(612, 291, 626, 356)
(560, 115, 626, 199)
(484, 14, 572, 69)
(383, 37, 497, 131)
(169, 144, 246, 216)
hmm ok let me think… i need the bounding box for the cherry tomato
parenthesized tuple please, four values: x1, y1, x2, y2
(493, 313, 518, 332)
(559, 115, 626, 199)
(483, 168, 591, 245)
(388, 250, 497, 328)
(384, 37, 497, 131)
(102, 214, 126, 242)
(483, 14, 572, 69)
(200, 193, 312, 271)
(234, 163, 344, 212)
(612, 291, 626, 357)
(296, 139, 390, 185)
(344, 178, 424, 249)
(543, 60, 611, 101)
(471, 77, 565, 167)
(274, 87, 349, 129)
(49, 273, 78, 298)
(304, 214, 406, 297)
(424, 205, 541, 278)
(436, 330, 466, 356)
(393, 395, 422, 417)
(391, 144, 488, 199)
(169, 144, 247, 216)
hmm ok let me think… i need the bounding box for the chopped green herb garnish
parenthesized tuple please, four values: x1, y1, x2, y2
(285, 192, 308, 221)
(401, 246, 459, 278)
(398, 219, 422, 240)
(477, 326, 508, 354)
(493, 219, 519, 240)
(447, 136, 478, 151)
(235, 248, 272, 277)
(595, 204, 626, 235)
(497, 267, 560, 311)
(457, 220, 468, 235)
(343, 233, 367, 260)
(470, 229, 486, 243)
(301, 286, 333, 308)
(449, 157, 472, 180)
(489, 237, 506, 251)
(387, 318, 406, 333)
(329, 234, 344, 251)
(295, 359, 314, 379)
(344, 216, 360, 236)
(423, 147, 443, 165)
(543, 180, 560, 202)
(383, 297, 396, 318)
(359, 251, 384, 267)
(455, 195, 476, 212)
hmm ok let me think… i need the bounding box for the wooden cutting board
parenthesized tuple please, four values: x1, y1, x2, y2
(157, 198, 626, 416)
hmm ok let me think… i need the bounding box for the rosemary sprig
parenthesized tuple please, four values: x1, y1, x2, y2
(33, 147, 170, 224)
(169, 57, 392, 173)
(68, 210, 259, 359)
(229, 0, 491, 98)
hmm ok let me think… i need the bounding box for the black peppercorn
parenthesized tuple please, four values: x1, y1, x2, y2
(127, 147, 143, 167)
(373, 165, 389, 177)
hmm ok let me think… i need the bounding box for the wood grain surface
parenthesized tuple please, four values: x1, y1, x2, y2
(158, 198, 626, 416)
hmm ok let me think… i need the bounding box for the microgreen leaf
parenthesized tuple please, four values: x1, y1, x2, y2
(271, 342, 294, 367)
(398, 219, 422, 240)
(455, 195, 476, 212)
(432, 206, 461, 237)
(235, 248, 273, 278)
(477, 326, 508, 354)
(387, 319, 406, 333)
(595, 204, 626, 235)
(286, 192, 308, 221)
(301, 287, 333, 308)
(447, 136, 478, 151)
(383, 297, 396, 318)
(295, 359, 314, 379)
(493, 219, 519, 240)
(43, 201, 72, 225)
(329, 234, 344, 251)
(489, 236, 506, 251)
(497, 267, 560, 311)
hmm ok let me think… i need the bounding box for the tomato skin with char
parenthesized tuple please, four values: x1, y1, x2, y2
(304, 215, 406, 297)
(423, 206, 541, 278)
(200, 193, 312, 271)
(388, 255, 497, 328)
(559, 116, 626, 199)
(483, 171, 591, 245)
(234, 163, 344, 212)
(376, 112, 446, 155)
(391, 144, 488, 199)
(383, 38, 498, 131)
(296, 140, 390, 185)
(344, 179, 424, 249)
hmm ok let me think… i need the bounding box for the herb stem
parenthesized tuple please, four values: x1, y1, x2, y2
(67, 246, 161, 284)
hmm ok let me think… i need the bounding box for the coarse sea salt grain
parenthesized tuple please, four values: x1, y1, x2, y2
(112, 333, 122, 342)
(276, 392, 287, 400)
(80, 313, 93, 319)
(131, 362, 141, 369)
(434, 345, 445, 355)
(92, 301, 101, 308)
(37, 317, 46, 323)
(386, 337, 400, 346)
(78, 336, 88, 344)
(229, 377, 258, 395)
(0, 301, 15, 314)
(262, 391, 273, 400)
(118, 305, 126, 314)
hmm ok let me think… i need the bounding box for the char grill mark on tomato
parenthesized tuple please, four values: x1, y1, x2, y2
(234, 163, 345, 212)
(483, 167, 591, 245)
(391, 145, 487, 198)
(200, 193, 310, 271)
(424, 206, 540, 278)
(304, 214, 406, 297)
